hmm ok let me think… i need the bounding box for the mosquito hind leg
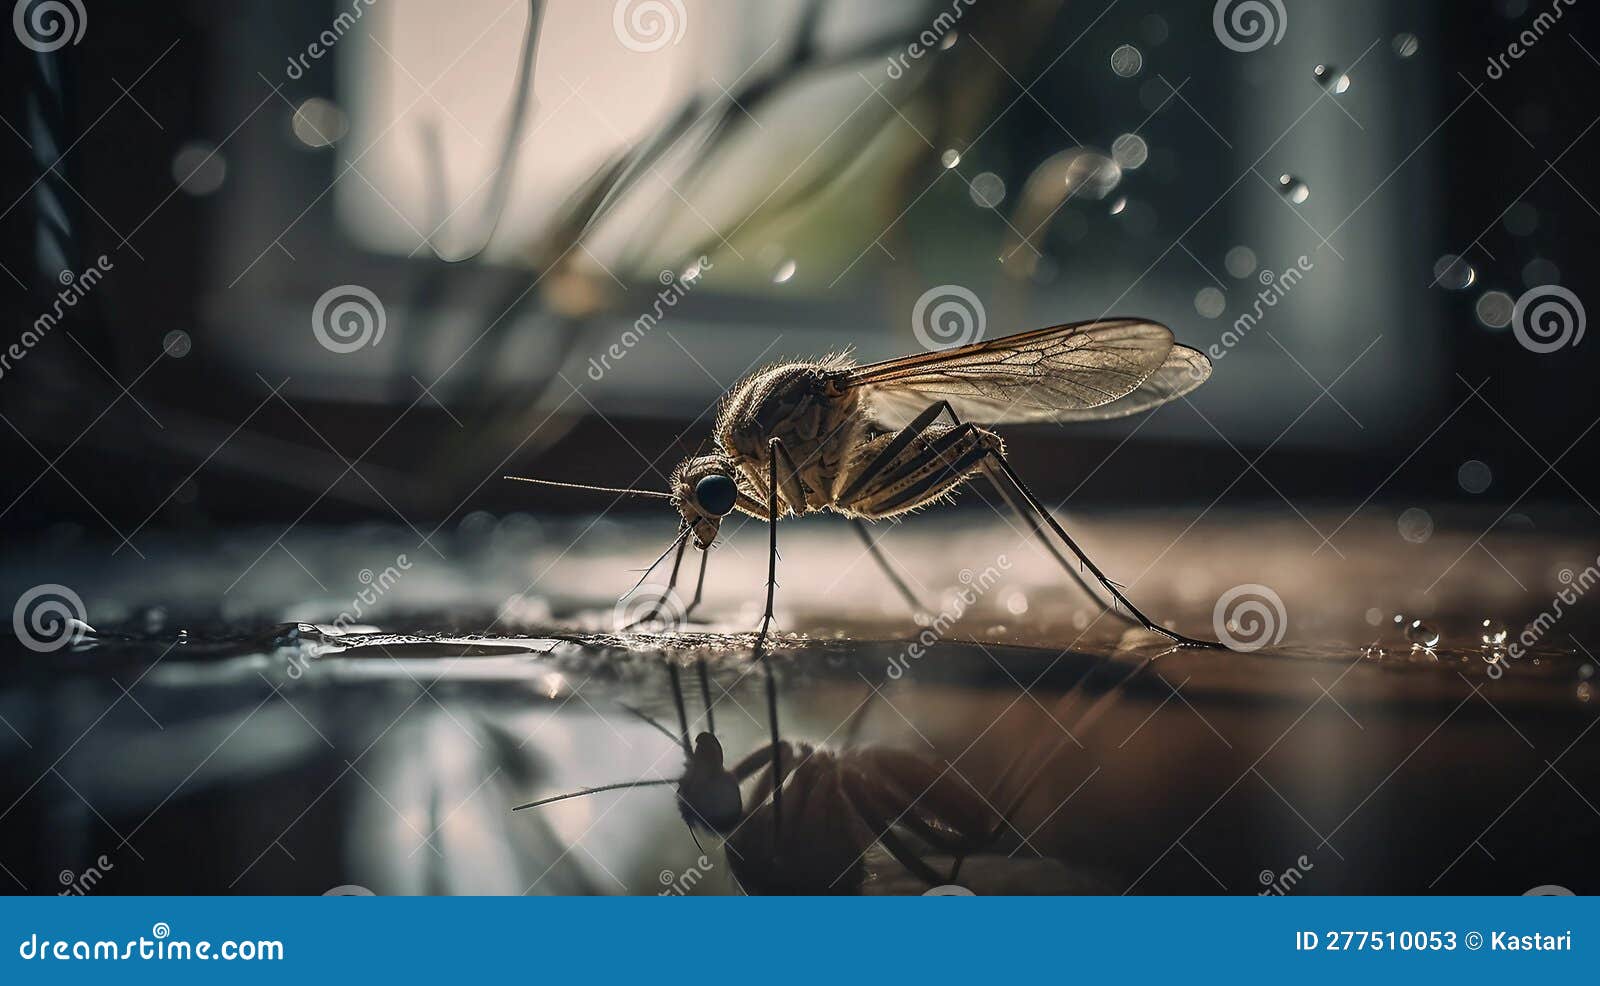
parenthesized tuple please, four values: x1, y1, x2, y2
(850, 518, 925, 615)
(977, 462, 1111, 614)
(756, 438, 787, 846)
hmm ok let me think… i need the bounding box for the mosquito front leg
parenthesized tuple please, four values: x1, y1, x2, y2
(683, 548, 709, 621)
(627, 535, 689, 630)
(758, 437, 786, 846)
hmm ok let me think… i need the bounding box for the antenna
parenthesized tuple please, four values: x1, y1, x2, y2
(503, 475, 672, 500)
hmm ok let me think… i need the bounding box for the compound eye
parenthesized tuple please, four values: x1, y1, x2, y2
(694, 475, 738, 516)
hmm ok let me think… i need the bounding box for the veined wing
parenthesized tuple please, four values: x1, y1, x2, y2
(1042, 343, 1211, 422)
(844, 319, 1181, 427)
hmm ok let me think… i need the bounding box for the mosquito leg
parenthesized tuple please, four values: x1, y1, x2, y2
(696, 658, 714, 736)
(986, 450, 1217, 648)
(978, 462, 1111, 614)
(849, 518, 925, 615)
(666, 664, 692, 752)
(627, 536, 688, 630)
(682, 548, 710, 621)
(758, 437, 786, 848)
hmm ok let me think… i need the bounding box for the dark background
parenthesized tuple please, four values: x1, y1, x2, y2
(1, 0, 1597, 544)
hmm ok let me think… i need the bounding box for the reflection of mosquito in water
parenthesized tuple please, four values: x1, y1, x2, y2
(507, 319, 1220, 649)
(513, 655, 1159, 894)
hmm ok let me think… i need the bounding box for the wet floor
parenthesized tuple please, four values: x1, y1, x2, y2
(1, 508, 1596, 894)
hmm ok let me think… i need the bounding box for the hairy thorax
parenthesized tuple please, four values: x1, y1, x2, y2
(715, 360, 863, 515)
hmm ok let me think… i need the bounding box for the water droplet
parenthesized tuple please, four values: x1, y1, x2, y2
(1581, 664, 1595, 680)
(172, 141, 226, 196)
(1580, 682, 1593, 703)
(940, 148, 962, 169)
(1479, 619, 1509, 646)
(1458, 459, 1492, 494)
(1110, 44, 1143, 78)
(1405, 620, 1440, 648)
(1141, 14, 1169, 45)
(939, 30, 959, 50)
(1503, 202, 1538, 236)
(771, 259, 796, 284)
(968, 171, 1006, 208)
(1360, 642, 1386, 660)
(1224, 246, 1257, 279)
(1475, 290, 1514, 328)
(1005, 591, 1029, 616)
(1364, 607, 1384, 626)
(1111, 133, 1148, 169)
(162, 330, 192, 358)
(1392, 33, 1420, 58)
(1109, 196, 1127, 215)
(1313, 64, 1351, 94)
(1194, 287, 1226, 319)
(291, 97, 348, 149)
(1397, 507, 1434, 544)
(1276, 174, 1310, 204)
(1432, 254, 1476, 290)
(1522, 257, 1560, 287)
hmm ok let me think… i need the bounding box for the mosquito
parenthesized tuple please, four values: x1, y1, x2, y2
(507, 317, 1219, 648)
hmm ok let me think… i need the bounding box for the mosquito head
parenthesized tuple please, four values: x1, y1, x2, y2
(671, 454, 741, 549)
(675, 731, 742, 833)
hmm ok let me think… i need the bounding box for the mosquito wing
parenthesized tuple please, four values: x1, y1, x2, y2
(843, 318, 1201, 427)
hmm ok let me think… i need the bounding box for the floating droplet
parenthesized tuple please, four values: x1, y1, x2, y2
(1141, 13, 1169, 45)
(1479, 619, 1509, 646)
(1109, 196, 1127, 215)
(1111, 133, 1148, 169)
(1432, 254, 1476, 290)
(162, 330, 192, 358)
(1475, 290, 1514, 328)
(771, 259, 796, 284)
(1004, 591, 1029, 616)
(1392, 33, 1420, 58)
(291, 97, 348, 149)
(939, 30, 959, 50)
(1522, 257, 1560, 287)
(1277, 174, 1310, 204)
(1580, 682, 1593, 703)
(1458, 459, 1492, 494)
(1580, 664, 1594, 680)
(1398, 507, 1434, 544)
(1194, 287, 1226, 319)
(1110, 44, 1143, 78)
(940, 148, 962, 169)
(1061, 149, 1123, 200)
(1313, 64, 1351, 94)
(1364, 607, 1384, 627)
(1224, 246, 1257, 279)
(1405, 619, 1440, 648)
(172, 141, 226, 196)
(968, 171, 1006, 208)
